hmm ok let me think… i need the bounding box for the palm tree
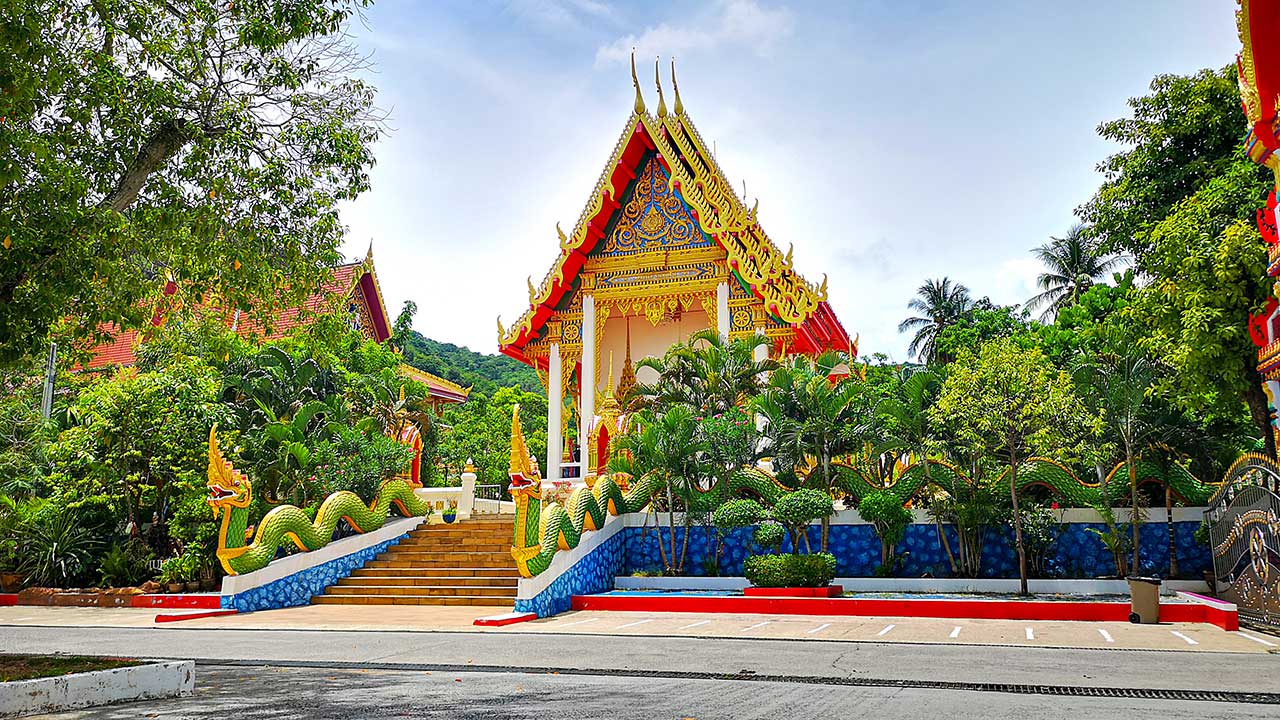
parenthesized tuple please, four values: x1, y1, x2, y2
(753, 352, 875, 550)
(631, 330, 776, 414)
(898, 278, 973, 364)
(1027, 224, 1122, 322)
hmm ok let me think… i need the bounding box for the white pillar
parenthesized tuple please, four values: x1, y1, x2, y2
(459, 459, 477, 520)
(754, 338, 769, 433)
(547, 342, 563, 481)
(716, 282, 730, 339)
(580, 295, 596, 446)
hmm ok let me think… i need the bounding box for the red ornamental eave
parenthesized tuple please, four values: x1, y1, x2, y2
(1241, 0, 1280, 161)
(357, 271, 391, 342)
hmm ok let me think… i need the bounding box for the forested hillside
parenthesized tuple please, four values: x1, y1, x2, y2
(399, 331, 541, 397)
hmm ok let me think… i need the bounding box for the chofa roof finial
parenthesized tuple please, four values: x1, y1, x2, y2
(654, 56, 667, 118)
(670, 57, 684, 116)
(630, 49, 646, 115)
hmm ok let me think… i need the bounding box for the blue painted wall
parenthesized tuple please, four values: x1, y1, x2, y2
(622, 520, 1210, 579)
(221, 536, 404, 612)
(515, 529, 627, 617)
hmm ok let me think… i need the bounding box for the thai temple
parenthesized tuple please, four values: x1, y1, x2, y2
(498, 57, 853, 481)
(85, 248, 470, 410)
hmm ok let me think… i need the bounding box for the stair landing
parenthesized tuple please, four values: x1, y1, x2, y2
(312, 516, 518, 607)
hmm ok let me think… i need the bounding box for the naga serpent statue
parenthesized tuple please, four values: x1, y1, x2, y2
(507, 406, 785, 577)
(207, 426, 433, 576)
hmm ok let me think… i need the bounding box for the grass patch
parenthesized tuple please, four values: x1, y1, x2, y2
(0, 655, 140, 682)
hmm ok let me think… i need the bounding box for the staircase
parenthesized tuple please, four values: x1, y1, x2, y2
(312, 516, 518, 606)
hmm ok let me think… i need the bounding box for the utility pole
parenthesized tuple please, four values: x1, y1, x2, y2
(40, 342, 57, 420)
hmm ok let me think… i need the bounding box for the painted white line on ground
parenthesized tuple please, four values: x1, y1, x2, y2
(1170, 631, 1198, 646)
(556, 618, 599, 628)
(807, 623, 831, 635)
(1098, 629, 1114, 643)
(678, 620, 712, 630)
(877, 624, 896, 637)
(742, 621, 772, 633)
(616, 618, 654, 630)
(1025, 627, 1034, 640)
(1237, 631, 1278, 647)
(949, 626, 962, 639)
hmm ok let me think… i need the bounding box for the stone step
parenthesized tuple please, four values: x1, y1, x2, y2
(365, 557, 513, 569)
(392, 542, 511, 553)
(311, 594, 513, 606)
(337, 575, 519, 588)
(324, 584, 517, 597)
(408, 526, 513, 538)
(376, 550, 512, 562)
(350, 567, 515, 578)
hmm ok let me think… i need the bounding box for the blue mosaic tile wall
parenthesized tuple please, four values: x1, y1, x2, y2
(621, 520, 1210, 579)
(515, 529, 626, 617)
(221, 535, 404, 612)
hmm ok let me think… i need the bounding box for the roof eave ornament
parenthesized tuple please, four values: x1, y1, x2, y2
(654, 56, 668, 118)
(630, 49, 646, 116)
(670, 58, 684, 116)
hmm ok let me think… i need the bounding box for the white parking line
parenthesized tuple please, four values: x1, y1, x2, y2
(1025, 627, 1034, 640)
(1237, 631, 1278, 647)
(1098, 629, 1114, 643)
(616, 618, 654, 630)
(877, 624, 896, 637)
(678, 620, 712, 630)
(949, 626, 962, 639)
(557, 617, 599, 628)
(742, 621, 771, 633)
(807, 623, 831, 635)
(1170, 631, 1198, 646)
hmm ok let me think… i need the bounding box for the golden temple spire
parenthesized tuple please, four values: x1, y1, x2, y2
(630, 50, 646, 115)
(616, 317, 637, 400)
(364, 240, 374, 265)
(670, 58, 684, 116)
(654, 56, 667, 118)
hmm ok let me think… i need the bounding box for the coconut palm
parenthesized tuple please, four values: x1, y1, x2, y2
(898, 278, 973, 364)
(631, 330, 776, 414)
(1027, 224, 1123, 322)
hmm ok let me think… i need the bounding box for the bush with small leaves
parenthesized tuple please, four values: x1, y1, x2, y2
(744, 552, 837, 588)
(752, 523, 785, 553)
(771, 489, 835, 553)
(857, 490, 913, 566)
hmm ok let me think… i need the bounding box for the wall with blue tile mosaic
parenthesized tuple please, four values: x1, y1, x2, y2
(621, 520, 1210, 579)
(515, 530, 626, 617)
(220, 536, 404, 612)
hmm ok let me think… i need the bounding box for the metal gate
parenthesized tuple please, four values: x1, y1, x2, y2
(1206, 454, 1280, 630)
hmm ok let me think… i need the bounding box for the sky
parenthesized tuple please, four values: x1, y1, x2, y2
(337, 0, 1241, 363)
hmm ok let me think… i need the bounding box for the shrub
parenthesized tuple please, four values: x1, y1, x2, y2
(713, 498, 766, 532)
(771, 489, 834, 553)
(98, 540, 155, 588)
(21, 511, 101, 588)
(744, 552, 837, 588)
(857, 490, 912, 566)
(752, 523, 785, 553)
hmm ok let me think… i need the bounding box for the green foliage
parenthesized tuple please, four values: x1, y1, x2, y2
(752, 523, 785, 553)
(932, 301, 1032, 362)
(399, 329, 540, 397)
(1026, 224, 1123, 323)
(770, 489, 835, 554)
(632, 330, 778, 414)
(1, 0, 380, 366)
(1019, 504, 1062, 578)
(713, 498, 766, 533)
(743, 552, 837, 588)
(98, 541, 155, 588)
(21, 510, 100, 588)
(857, 490, 912, 566)
(433, 386, 548, 486)
(898, 278, 974, 364)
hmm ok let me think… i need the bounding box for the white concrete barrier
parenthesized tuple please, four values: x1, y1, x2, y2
(0, 660, 193, 718)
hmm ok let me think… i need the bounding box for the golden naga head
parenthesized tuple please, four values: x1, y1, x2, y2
(507, 405, 543, 498)
(207, 426, 252, 515)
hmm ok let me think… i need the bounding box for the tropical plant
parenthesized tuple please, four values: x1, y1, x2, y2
(631, 330, 776, 414)
(21, 511, 101, 588)
(1087, 503, 1132, 578)
(898, 278, 974, 364)
(876, 366, 940, 492)
(1019, 503, 1063, 578)
(1026, 224, 1123, 322)
(932, 338, 1098, 593)
(98, 540, 155, 588)
(857, 490, 913, 572)
(925, 467, 1005, 578)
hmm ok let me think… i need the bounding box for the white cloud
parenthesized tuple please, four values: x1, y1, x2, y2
(507, 0, 616, 32)
(595, 0, 794, 66)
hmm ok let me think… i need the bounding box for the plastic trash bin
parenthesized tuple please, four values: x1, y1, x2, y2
(1126, 576, 1161, 623)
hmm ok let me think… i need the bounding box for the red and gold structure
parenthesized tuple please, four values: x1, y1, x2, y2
(497, 56, 855, 480)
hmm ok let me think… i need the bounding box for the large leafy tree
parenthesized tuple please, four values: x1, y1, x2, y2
(0, 0, 380, 365)
(932, 338, 1097, 594)
(898, 278, 973, 364)
(1026, 224, 1123, 322)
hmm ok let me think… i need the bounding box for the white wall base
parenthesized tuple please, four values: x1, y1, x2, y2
(614, 575, 1210, 596)
(0, 660, 193, 718)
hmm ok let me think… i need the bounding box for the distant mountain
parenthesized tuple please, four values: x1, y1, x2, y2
(401, 331, 541, 398)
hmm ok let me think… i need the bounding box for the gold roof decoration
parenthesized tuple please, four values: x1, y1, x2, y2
(499, 58, 830, 353)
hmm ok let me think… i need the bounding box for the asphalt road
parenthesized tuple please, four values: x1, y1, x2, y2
(24, 664, 1280, 720)
(4, 624, 1279, 695)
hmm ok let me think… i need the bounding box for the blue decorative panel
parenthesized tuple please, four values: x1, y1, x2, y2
(619, 520, 1210, 580)
(515, 530, 626, 617)
(221, 535, 405, 612)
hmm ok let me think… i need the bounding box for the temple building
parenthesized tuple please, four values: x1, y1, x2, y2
(86, 249, 470, 409)
(498, 58, 853, 480)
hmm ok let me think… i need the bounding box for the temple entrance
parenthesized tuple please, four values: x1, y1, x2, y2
(1206, 455, 1280, 630)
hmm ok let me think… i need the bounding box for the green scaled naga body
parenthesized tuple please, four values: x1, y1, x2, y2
(207, 427, 432, 576)
(507, 407, 783, 578)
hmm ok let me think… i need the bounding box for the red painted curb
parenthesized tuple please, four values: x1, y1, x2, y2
(474, 612, 537, 627)
(154, 609, 239, 623)
(744, 586, 844, 598)
(0, 594, 16, 606)
(131, 594, 223, 609)
(571, 594, 1231, 626)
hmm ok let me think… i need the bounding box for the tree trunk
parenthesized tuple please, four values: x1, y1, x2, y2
(1166, 483, 1178, 579)
(1009, 449, 1028, 595)
(1244, 377, 1277, 459)
(820, 451, 832, 552)
(1126, 442, 1140, 574)
(103, 119, 204, 213)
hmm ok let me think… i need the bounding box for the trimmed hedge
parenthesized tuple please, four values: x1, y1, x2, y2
(743, 552, 836, 588)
